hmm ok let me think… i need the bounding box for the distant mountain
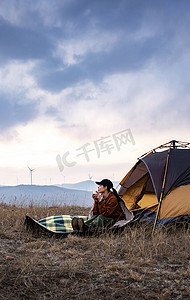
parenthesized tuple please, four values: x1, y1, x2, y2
(0, 185, 92, 207)
(0, 180, 121, 207)
(56, 180, 120, 192)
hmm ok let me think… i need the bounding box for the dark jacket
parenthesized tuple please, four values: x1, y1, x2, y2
(92, 192, 125, 221)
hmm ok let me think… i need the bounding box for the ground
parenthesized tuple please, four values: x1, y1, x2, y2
(0, 204, 189, 299)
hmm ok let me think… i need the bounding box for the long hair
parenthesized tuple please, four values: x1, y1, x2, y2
(111, 187, 122, 202)
(106, 184, 121, 202)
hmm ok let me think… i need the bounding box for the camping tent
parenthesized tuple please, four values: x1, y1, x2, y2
(118, 140, 190, 234)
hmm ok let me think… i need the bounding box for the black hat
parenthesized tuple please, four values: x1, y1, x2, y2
(95, 179, 113, 189)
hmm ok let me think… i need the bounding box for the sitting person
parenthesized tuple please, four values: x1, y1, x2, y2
(71, 179, 133, 235)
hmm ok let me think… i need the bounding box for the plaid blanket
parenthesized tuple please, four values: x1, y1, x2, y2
(25, 215, 88, 234)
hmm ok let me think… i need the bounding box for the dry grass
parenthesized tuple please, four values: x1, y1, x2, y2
(0, 202, 189, 299)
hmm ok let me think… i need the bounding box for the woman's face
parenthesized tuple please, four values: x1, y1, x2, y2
(98, 185, 107, 193)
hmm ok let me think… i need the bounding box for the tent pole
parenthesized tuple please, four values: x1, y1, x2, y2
(139, 140, 190, 160)
(138, 141, 171, 159)
(178, 141, 190, 149)
(151, 143, 172, 236)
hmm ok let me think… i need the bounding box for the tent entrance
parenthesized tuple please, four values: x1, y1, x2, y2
(121, 172, 157, 210)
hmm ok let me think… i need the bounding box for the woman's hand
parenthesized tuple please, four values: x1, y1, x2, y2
(92, 191, 101, 202)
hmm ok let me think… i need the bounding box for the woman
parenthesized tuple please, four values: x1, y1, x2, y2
(71, 179, 131, 234)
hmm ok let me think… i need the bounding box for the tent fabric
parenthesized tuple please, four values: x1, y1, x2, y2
(132, 209, 190, 226)
(120, 148, 190, 203)
(119, 151, 168, 202)
(141, 151, 167, 200)
(163, 149, 190, 196)
(121, 174, 150, 209)
(142, 149, 190, 200)
(138, 193, 157, 209)
(119, 145, 190, 226)
(159, 185, 190, 219)
(119, 161, 148, 193)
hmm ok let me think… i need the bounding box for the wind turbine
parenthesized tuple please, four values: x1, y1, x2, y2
(28, 166, 35, 185)
(88, 173, 93, 180)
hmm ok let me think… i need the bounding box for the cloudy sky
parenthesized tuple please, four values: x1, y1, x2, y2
(0, 0, 190, 185)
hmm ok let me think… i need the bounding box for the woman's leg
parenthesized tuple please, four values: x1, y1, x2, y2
(84, 215, 116, 233)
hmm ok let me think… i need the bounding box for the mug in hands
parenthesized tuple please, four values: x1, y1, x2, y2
(92, 191, 99, 201)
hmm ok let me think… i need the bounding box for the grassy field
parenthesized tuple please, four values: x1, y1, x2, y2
(0, 203, 189, 299)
